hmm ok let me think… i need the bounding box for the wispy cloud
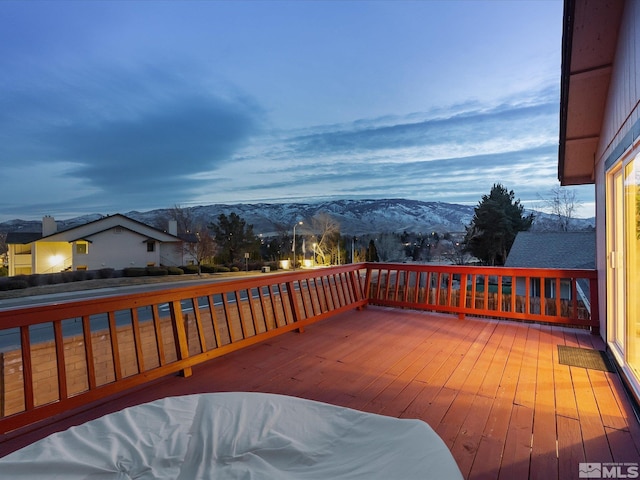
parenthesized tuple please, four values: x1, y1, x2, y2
(0, 1, 588, 222)
(192, 86, 572, 212)
(0, 63, 265, 218)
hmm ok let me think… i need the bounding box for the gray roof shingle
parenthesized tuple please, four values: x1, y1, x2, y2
(505, 231, 595, 269)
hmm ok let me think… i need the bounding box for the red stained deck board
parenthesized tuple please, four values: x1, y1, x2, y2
(605, 426, 640, 463)
(571, 365, 614, 463)
(557, 415, 586, 480)
(499, 403, 535, 480)
(513, 326, 540, 410)
(551, 328, 579, 420)
(530, 327, 559, 480)
(477, 322, 519, 399)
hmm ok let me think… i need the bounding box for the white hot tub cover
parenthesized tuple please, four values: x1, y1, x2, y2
(0, 392, 463, 479)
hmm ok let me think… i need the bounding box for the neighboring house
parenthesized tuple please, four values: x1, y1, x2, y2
(559, 0, 640, 402)
(505, 231, 596, 269)
(505, 231, 595, 306)
(6, 214, 195, 276)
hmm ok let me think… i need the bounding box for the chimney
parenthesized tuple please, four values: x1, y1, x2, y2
(168, 220, 178, 236)
(42, 215, 57, 236)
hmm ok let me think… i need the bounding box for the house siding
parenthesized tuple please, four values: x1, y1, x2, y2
(78, 229, 159, 270)
(592, 0, 640, 401)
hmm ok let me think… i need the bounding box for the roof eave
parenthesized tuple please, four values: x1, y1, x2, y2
(558, 0, 625, 186)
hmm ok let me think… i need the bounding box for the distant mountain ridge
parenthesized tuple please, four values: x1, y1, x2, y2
(0, 199, 595, 236)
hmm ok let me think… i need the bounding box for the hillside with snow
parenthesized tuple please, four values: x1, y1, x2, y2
(0, 199, 594, 236)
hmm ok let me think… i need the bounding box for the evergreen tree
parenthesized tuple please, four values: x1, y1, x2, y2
(209, 213, 259, 264)
(464, 184, 534, 265)
(366, 239, 379, 262)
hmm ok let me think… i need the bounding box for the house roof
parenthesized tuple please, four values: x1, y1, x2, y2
(505, 231, 596, 269)
(5, 232, 42, 244)
(177, 233, 198, 244)
(7, 214, 182, 244)
(558, 0, 625, 185)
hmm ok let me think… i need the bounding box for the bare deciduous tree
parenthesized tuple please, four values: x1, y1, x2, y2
(540, 185, 583, 231)
(170, 204, 195, 233)
(184, 226, 218, 274)
(305, 213, 340, 265)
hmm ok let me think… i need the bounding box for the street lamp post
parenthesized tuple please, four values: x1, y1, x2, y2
(292, 221, 303, 270)
(312, 242, 317, 267)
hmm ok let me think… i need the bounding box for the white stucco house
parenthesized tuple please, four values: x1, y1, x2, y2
(6, 214, 195, 276)
(559, 0, 640, 403)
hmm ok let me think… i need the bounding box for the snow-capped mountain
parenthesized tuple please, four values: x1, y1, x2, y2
(0, 199, 594, 236)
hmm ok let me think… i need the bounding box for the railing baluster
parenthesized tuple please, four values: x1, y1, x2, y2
(221, 292, 237, 341)
(375, 268, 383, 300)
(555, 277, 562, 317)
(414, 271, 422, 304)
(246, 288, 261, 336)
(234, 290, 249, 339)
(540, 277, 547, 315)
(571, 277, 579, 318)
(459, 273, 468, 318)
(151, 304, 167, 366)
(339, 272, 351, 305)
(207, 294, 223, 347)
(383, 269, 392, 300)
(394, 271, 402, 301)
(82, 315, 97, 390)
(107, 311, 122, 381)
(169, 300, 192, 378)
(320, 276, 332, 310)
(130, 308, 145, 374)
(53, 320, 67, 401)
(191, 298, 208, 351)
(20, 326, 34, 412)
(309, 278, 322, 315)
(470, 273, 477, 310)
(483, 275, 489, 310)
(525, 276, 531, 315)
(286, 280, 304, 333)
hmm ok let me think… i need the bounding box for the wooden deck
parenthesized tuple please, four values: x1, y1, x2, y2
(3, 306, 640, 478)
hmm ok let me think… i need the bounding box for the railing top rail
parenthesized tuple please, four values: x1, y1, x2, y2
(0, 264, 367, 326)
(0, 262, 597, 327)
(364, 262, 598, 278)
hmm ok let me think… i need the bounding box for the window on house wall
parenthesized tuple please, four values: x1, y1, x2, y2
(14, 244, 31, 254)
(147, 242, 155, 252)
(76, 242, 88, 254)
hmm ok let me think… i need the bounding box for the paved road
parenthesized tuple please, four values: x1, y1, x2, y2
(0, 272, 279, 351)
(0, 272, 270, 311)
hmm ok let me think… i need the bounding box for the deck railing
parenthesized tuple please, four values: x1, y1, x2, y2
(365, 263, 598, 330)
(0, 262, 598, 438)
(0, 265, 366, 436)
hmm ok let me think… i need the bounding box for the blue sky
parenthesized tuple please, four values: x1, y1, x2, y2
(0, 0, 594, 222)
